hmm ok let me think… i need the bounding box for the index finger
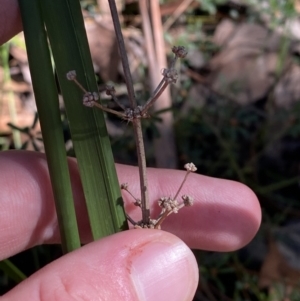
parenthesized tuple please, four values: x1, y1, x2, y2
(0, 150, 261, 260)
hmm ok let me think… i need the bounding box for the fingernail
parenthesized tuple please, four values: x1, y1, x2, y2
(130, 237, 198, 301)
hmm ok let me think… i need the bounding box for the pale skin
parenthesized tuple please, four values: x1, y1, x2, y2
(0, 2, 261, 300)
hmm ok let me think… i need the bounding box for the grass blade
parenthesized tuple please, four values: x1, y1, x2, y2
(18, 0, 81, 252)
(0, 259, 26, 283)
(40, 0, 127, 238)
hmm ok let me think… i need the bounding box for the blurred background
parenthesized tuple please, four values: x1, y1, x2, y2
(1, 0, 300, 300)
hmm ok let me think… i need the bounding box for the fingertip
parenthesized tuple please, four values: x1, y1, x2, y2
(161, 175, 262, 252)
(238, 182, 262, 235)
(215, 181, 261, 251)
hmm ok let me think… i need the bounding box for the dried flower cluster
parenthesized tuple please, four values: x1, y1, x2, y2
(67, 46, 196, 229)
(66, 45, 188, 121)
(121, 163, 197, 229)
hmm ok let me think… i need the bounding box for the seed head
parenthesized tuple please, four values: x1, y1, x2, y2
(134, 199, 142, 207)
(83, 92, 98, 107)
(158, 197, 179, 212)
(105, 85, 116, 96)
(172, 46, 188, 58)
(184, 162, 197, 172)
(161, 68, 178, 84)
(120, 183, 128, 190)
(182, 195, 194, 206)
(66, 70, 77, 81)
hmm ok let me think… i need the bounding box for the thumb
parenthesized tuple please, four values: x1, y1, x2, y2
(3, 230, 198, 301)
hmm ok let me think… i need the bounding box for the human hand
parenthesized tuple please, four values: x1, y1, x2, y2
(0, 5, 260, 300)
(0, 0, 22, 45)
(0, 151, 261, 300)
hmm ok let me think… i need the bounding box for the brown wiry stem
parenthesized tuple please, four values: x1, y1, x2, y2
(173, 171, 191, 201)
(140, 51, 181, 116)
(72, 77, 88, 93)
(106, 85, 126, 111)
(141, 81, 169, 115)
(108, 0, 150, 224)
(152, 77, 167, 96)
(121, 183, 141, 206)
(154, 210, 169, 229)
(133, 119, 150, 223)
(92, 102, 126, 119)
(126, 213, 138, 226)
(107, 0, 136, 108)
(110, 94, 126, 111)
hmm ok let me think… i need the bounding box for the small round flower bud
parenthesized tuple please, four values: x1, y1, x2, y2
(66, 70, 76, 80)
(161, 68, 178, 84)
(83, 92, 97, 107)
(158, 197, 168, 208)
(172, 46, 188, 58)
(184, 162, 197, 172)
(134, 199, 142, 207)
(172, 207, 179, 214)
(92, 92, 99, 101)
(120, 183, 128, 190)
(182, 195, 194, 206)
(105, 85, 116, 96)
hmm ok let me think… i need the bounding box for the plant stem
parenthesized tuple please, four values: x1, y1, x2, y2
(108, 0, 150, 224)
(173, 171, 190, 200)
(141, 81, 169, 115)
(107, 0, 136, 108)
(133, 119, 150, 223)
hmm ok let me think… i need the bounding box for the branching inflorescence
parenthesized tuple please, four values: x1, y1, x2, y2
(67, 46, 187, 121)
(67, 45, 196, 229)
(121, 163, 197, 229)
